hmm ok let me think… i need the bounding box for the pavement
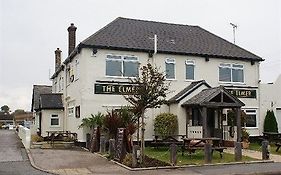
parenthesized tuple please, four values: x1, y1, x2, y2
(28, 144, 281, 175)
(2, 129, 281, 175)
(0, 129, 51, 175)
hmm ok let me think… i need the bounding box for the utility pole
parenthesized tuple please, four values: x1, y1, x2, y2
(230, 23, 237, 44)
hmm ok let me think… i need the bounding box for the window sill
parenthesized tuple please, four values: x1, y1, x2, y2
(219, 81, 246, 85)
(166, 79, 177, 81)
(50, 126, 60, 128)
(105, 76, 137, 79)
(185, 79, 196, 82)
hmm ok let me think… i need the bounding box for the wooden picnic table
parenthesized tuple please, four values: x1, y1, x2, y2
(151, 135, 186, 148)
(46, 131, 77, 146)
(182, 137, 226, 158)
(263, 132, 281, 152)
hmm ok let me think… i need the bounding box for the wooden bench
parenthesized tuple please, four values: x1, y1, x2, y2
(275, 142, 281, 152)
(151, 135, 185, 148)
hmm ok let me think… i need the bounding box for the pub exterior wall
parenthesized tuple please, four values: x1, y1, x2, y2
(53, 47, 261, 141)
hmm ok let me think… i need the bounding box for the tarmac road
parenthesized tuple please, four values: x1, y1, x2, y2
(0, 129, 51, 175)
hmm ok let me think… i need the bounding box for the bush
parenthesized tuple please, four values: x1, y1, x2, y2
(242, 128, 250, 141)
(264, 110, 278, 133)
(31, 135, 44, 142)
(154, 113, 178, 137)
(122, 153, 133, 167)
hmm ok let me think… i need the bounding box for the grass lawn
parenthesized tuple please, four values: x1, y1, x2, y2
(145, 147, 256, 165)
(248, 142, 281, 156)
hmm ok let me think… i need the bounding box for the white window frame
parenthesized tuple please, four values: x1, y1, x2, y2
(75, 59, 79, 80)
(242, 108, 258, 129)
(105, 54, 139, 78)
(185, 60, 195, 80)
(219, 63, 244, 83)
(165, 58, 176, 80)
(68, 106, 74, 117)
(50, 114, 60, 127)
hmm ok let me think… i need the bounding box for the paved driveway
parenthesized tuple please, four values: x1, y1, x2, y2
(0, 129, 51, 175)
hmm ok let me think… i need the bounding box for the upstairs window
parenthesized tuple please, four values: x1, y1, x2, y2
(219, 63, 244, 83)
(185, 60, 195, 80)
(75, 59, 79, 80)
(106, 54, 139, 77)
(165, 58, 175, 79)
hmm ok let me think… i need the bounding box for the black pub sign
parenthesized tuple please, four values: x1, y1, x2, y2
(94, 83, 138, 95)
(227, 89, 256, 98)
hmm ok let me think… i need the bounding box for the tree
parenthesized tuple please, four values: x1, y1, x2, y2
(264, 110, 278, 133)
(123, 63, 170, 163)
(1, 105, 10, 113)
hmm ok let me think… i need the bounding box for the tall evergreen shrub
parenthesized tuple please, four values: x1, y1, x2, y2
(263, 110, 278, 133)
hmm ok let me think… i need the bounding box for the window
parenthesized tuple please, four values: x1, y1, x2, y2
(75, 106, 80, 118)
(243, 109, 257, 128)
(165, 58, 175, 79)
(106, 54, 139, 77)
(68, 107, 74, 117)
(75, 59, 79, 80)
(185, 60, 195, 80)
(219, 63, 244, 83)
(50, 115, 59, 126)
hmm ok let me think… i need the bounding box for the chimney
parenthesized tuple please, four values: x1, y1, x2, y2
(55, 48, 62, 72)
(67, 23, 77, 55)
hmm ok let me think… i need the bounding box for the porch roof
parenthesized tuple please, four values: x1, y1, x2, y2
(181, 86, 245, 108)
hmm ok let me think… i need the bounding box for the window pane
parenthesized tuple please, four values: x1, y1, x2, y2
(232, 69, 244, 82)
(245, 114, 256, 127)
(186, 64, 194, 80)
(233, 64, 243, 68)
(166, 62, 175, 79)
(124, 61, 139, 77)
(51, 118, 59, 126)
(219, 67, 231, 82)
(106, 60, 122, 76)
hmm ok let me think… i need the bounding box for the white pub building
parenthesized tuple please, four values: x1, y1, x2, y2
(39, 17, 266, 143)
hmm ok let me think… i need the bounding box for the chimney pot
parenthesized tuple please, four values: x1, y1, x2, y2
(67, 23, 77, 55)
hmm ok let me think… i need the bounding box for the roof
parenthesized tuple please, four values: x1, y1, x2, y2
(31, 85, 52, 111)
(39, 93, 64, 110)
(52, 17, 264, 79)
(81, 17, 263, 61)
(168, 80, 211, 104)
(0, 112, 13, 121)
(182, 86, 245, 108)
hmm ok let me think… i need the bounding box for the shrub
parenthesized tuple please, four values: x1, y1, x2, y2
(154, 113, 178, 137)
(264, 110, 278, 133)
(242, 128, 250, 141)
(31, 135, 44, 142)
(122, 153, 133, 167)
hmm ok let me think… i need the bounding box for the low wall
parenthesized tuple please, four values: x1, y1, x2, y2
(18, 125, 31, 149)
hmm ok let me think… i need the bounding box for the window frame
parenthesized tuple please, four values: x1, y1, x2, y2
(219, 63, 244, 83)
(75, 59, 79, 81)
(165, 58, 176, 80)
(68, 106, 74, 117)
(242, 108, 258, 128)
(50, 114, 60, 127)
(185, 60, 195, 81)
(105, 54, 139, 78)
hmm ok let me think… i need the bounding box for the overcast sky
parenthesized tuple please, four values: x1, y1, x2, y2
(0, 0, 280, 111)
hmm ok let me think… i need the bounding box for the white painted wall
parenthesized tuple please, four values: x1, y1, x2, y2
(40, 109, 64, 137)
(53, 47, 261, 141)
(260, 75, 281, 133)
